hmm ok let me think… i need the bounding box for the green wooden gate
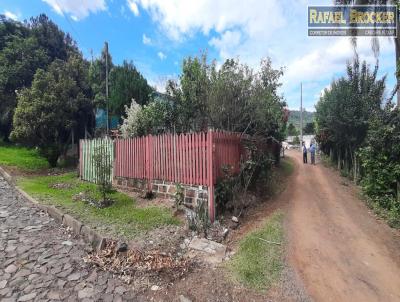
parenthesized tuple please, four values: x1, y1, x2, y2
(79, 138, 114, 183)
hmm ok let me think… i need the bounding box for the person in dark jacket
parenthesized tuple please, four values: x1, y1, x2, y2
(302, 141, 307, 164)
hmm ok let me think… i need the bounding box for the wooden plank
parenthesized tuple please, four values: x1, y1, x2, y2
(188, 133, 192, 185)
(194, 133, 198, 185)
(167, 134, 171, 181)
(184, 134, 188, 184)
(207, 130, 215, 222)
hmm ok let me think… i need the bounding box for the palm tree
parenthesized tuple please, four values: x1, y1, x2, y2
(335, 0, 400, 106)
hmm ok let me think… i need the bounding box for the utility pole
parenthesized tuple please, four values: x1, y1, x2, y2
(300, 82, 303, 150)
(90, 49, 94, 64)
(105, 42, 109, 134)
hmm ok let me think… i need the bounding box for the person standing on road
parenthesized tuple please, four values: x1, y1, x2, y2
(310, 142, 316, 165)
(302, 141, 307, 164)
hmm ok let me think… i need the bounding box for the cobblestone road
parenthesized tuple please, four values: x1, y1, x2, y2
(0, 176, 136, 302)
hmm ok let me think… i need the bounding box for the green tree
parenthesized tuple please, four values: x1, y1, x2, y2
(121, 96, 176, 137)
(29, 14, 77, 62)
(11, 54, 93, 166)
(287, 123, 298, 136)
(358, 104, 400, 226)
(0, 14, 79, 140)
(315, 58, 385, 177)
(109, 61, 152, 116)
(165, 55, 286, 140)
(89, 44, 113, 109)
(335, 0, 400, 106)
(303, 122, 315, 135)
(93, 145, 113, 207)
(0, 35, 49, 140)
(172, 54, 211, 132)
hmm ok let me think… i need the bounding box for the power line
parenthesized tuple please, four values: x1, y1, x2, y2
(54, 0, 88, 53)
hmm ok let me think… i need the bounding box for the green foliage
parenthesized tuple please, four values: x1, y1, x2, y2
(303, 122, 315, 134)
(136, 99, 176, 135)
(0, 142, 48, 171)
(18, 172, 180, 239)
(109, 61, 152, 116)
(174, 183, 184, 209)
(92, 146, 113, 207)
(287, 123, 298, 136)
(0, 14, 78, 140)
(122, 55, 286, 142)
(187, 199, 209, 234)
(227, 212, 284, 291)
(121, 97, 176, 137)
(165, 55, 287, 139)
(315, 57, 400, 227)
(215, 148, 274, 215)
(287, 110, 315, 130)
(315, 58, 385, 174)
(358, 105, 400, 223)
(89, 44, 113, 109)
(11, 54, 93, 167)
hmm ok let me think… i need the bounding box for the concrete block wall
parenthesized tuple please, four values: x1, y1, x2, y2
(114, 177, 208, 209)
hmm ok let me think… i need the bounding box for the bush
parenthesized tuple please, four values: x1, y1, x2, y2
(358, 105, 400, 226)
(215, 150, 274, 216)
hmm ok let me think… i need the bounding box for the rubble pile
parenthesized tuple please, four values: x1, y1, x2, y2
(84, 240, 192, 283)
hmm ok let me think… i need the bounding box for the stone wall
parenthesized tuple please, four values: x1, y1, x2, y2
(114, 177, 208, 209)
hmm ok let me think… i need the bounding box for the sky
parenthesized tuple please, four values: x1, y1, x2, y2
(0, 0, 397, 111)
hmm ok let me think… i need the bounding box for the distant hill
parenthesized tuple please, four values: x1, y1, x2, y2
(288, 110, 315, 129)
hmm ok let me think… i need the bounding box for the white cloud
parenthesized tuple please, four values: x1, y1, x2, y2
(133, 0, 396, 109)
(281, 37, 394, 109)
(42, 0, 106, 20)
(133, 0, 286, 41)
(209, 30, 241, 60)
(142, 34, 151, 45)
(3, 10, 19, 20)
(127, 0, 139, 16)
(157, 51, 166, 60)
(131, 0, 301, 69)
(284, 38, 392, 86)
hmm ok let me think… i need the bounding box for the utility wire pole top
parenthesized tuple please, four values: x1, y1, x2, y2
(105, 41, 109, 135)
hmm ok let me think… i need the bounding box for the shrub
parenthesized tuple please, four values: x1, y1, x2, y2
(92, 146, 113, 207)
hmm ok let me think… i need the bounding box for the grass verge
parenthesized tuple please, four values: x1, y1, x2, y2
(18, 173, 180, 239)
(227, 212, 284, 291)
(268, 158, 294, 196)
(0, 143, 48, 171)
(280, 157, 294, 177)
(364, 195, 400, 229)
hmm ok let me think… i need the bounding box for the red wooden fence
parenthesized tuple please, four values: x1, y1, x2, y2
(113, 130, 243, 221)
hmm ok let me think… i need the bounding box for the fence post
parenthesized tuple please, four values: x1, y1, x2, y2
(146, 135, 153, 192)
(207, 130, 215, 223)
(79, 139, 82, 179)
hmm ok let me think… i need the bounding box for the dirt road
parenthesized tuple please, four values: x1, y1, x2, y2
(286, 150, 400, 302)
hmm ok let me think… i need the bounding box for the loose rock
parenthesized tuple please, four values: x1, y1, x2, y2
(5, 264, 17, 274)
(151, 285, 160, 291)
